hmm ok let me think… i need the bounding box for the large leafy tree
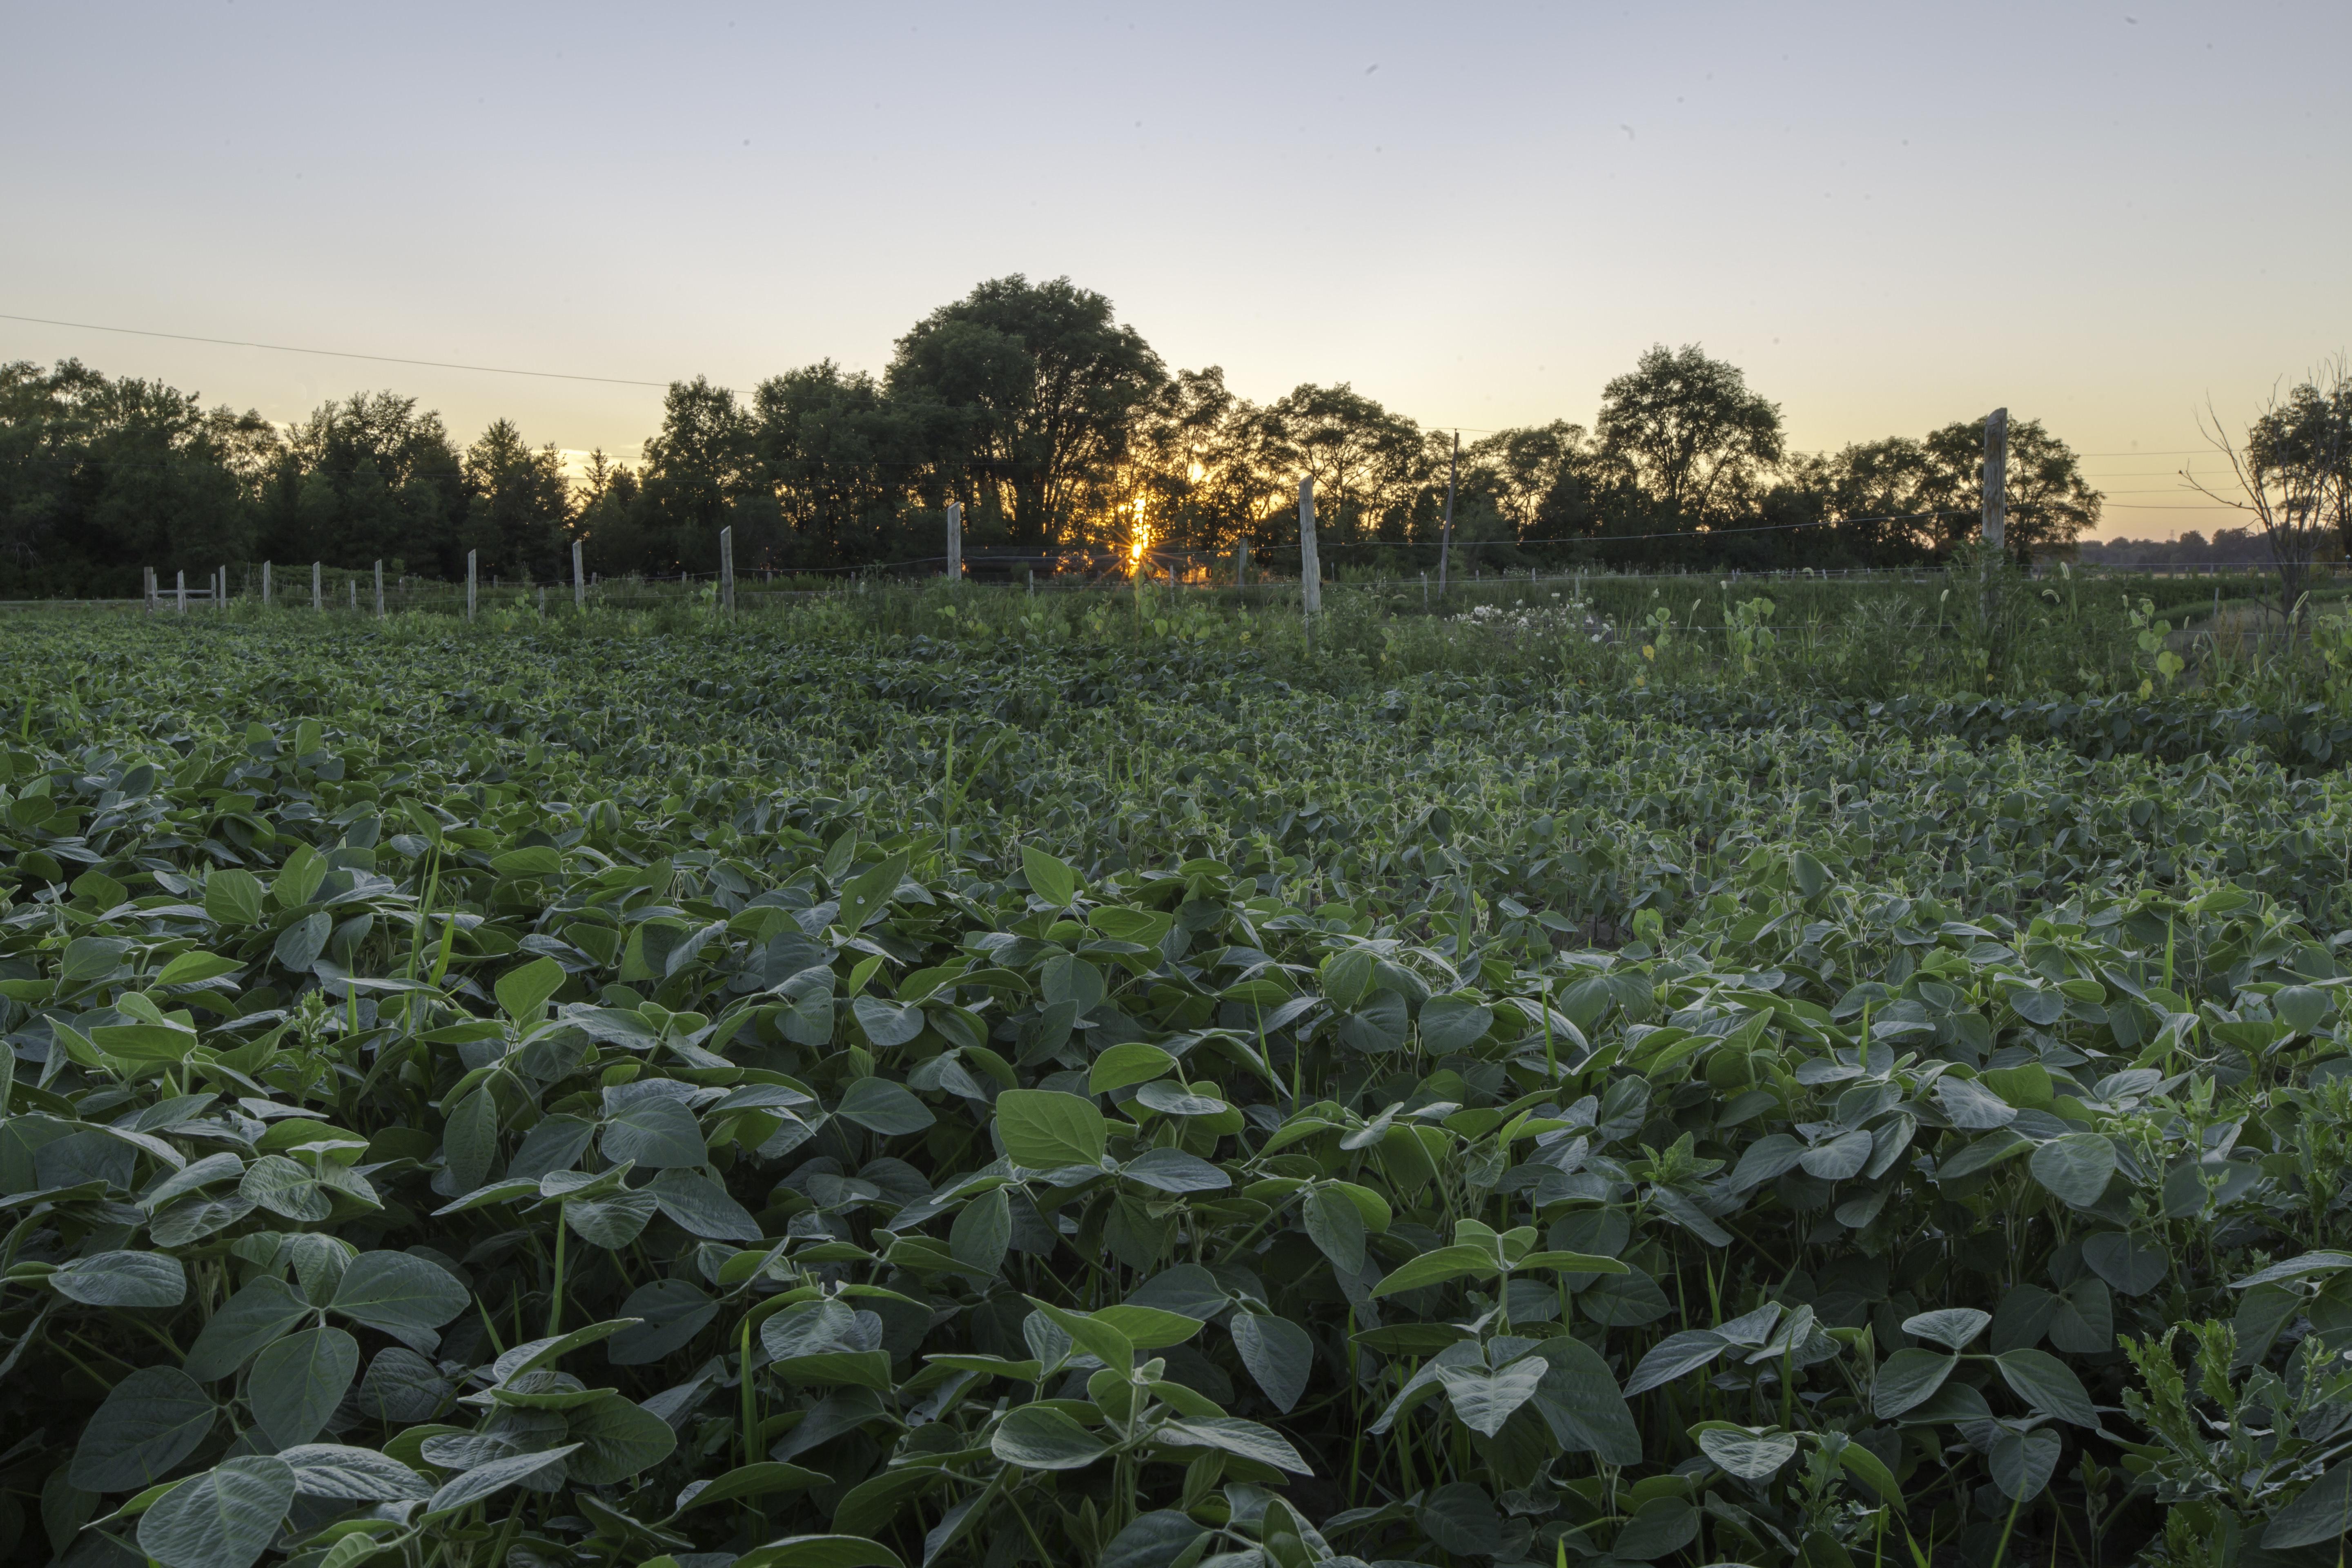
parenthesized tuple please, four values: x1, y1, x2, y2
(0, 359, 276, 595)
(461, 419, 572, 579)
(886, 276, 1168, 549)
(1595, 344, 1784, 529)
(261, 391, 466, 575)
(637, 376, 758, 572)
(751, 362, 919, 568)
(1250, 383, 1429, 550)
(1920, 416, 2100, 562)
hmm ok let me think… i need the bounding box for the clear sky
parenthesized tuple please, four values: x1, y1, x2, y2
(5, 0, 2346, 539)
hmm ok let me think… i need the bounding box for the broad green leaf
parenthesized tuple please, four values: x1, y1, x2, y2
(600, 1089, 707, 1168)
(837, 851, 911, 931)
(996, 1089, 1107, 1169)
(1020, 846, 1077, 909)
(423, 1444, 579, 1517)
(563, 1393, 678, 1483)
(949, 1187, 1011, 1278)
(70, 1366, 216, 1490)
(494, 956, 566, 1024)
(1988, 1426, 2063, 1501)
(136, 1455, 295, 1568)
(1229, 1312, 1313, 1414)
(672, 1462, 829, 1515)
(329, 1252, 468, 1348)
(1090, 1042, 1178, 1095)
(1902, 1307, 1991, 1351)
(156, 949, 241, 987)
(186, 1277, 313, 1380)
(2269, 1460, 2352, 1548)
(249, 1327, 360, 1447)
(203, 870, 266, 928)
(1624, 1330, 1726, 1396)
(1301, 1184, 1367, 1275)
(1699, 1428, 1799, 1480)
(647, 1169, 761, 1241)
(834, 1076, 936, 1136)
(1871, 1348, 1958, 1418)
(2029, 1133, 2117, 1208)
(735, 1537, 905, 1568)
(1436, 1359, 1547, 1438)
(1153, 1416, 1311, 1474)
(990, 1405, 1108, 1470)
(1993, 1347, 2099, 1427)
(275, 1444, 431, 1501)
(50, 1250, 186, 1308)
(1371, 1244, 1499, 1296)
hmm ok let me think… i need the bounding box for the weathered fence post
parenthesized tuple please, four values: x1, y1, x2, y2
(572, 541, 584, 610)
(143, 566, 155, 613)
(312, 562, 322, 612)
(1298, 477, 1321, 621)
(720, 526, 735, 614)
(216, 566, 226, 608)
(1982, 408, 2007, 552)
(466, 551, 478, 622)
(348, 580, 357, 611)
(945, 503, 962, 585)
(1439, 431, 1458, 598)
(1236, 537, 1250, 590)
(261, 561, 271, 607)
(176, 570, 187, 614)
(374, 560, 384, 618)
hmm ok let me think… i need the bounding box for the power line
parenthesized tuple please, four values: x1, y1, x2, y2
(0, 312, 682, 390)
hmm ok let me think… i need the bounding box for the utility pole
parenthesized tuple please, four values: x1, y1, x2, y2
(1439, 431, 1458, 599)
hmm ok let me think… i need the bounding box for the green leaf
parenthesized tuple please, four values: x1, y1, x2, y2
(834, 1076, 936, 1136)
(2268, 1460, 2352, 1548)
(2029, 1133, 2116, 1208)
(1698, 1428, 1799, 1480)
(1154, 1416, 1311, 1474)
(1871, 1348, 1958, 1418)
(996, 1088, 1108, 1169)
(671, 1462, 829, 1516)
(600, 1088, 707, 1168)
(1436, 1359, 1547, 1438)
(1090, 1042, 1178, 1095)
(50, 1249, 186, 1308)
(156, 949, 241, 986)
(1988, 1426, 2063, 1502)
(273, 911, 332, 974)
(608, 1280, 719, 1365)
(329, 1252, 468, 1349)
(1902, 1307, 1990, 1351)
(186, 1277, 313, 1381)
(837, 851, 911, 931)
(990, 1405, 1109, 1470)
(1025, 1299, 1133, 1369)
(735, 1537, 905, 1568)
(494, 956, 566, 1024)
(647, 1169, 761, 1241)
(949, 1187, 1011, 1278)
(136, 1456, 296, 1568)
(566, 1186, 660, 1247)
(241, 1153, 332, 1222)
(249, 1327, 360, 1447)
(563, 1393, 679, 1484)
(275, 1444, 431, 1501)
(1419, 994, 1494, 1051)
(1993, 1347, 2099, 1427)
(1301, 1184, 1367, 1276)
(1624, 1330, 1726, 1396)
(1370, 1243, 1499, 1296)
(423, 1443, 579, 1517)
(1229, 1312, 1313, 1414)
(1092, 1304, 1205, 1350)
(1020, 846, 1077, 909)
(70, 1366, 216, 1490)
(202, 870, 265, 928)
(92, 1022, 200, 1064)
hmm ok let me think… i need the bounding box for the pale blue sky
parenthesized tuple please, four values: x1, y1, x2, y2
(5, 0, 2346, 537)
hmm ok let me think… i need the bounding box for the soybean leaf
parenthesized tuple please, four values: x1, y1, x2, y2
(328, 1252, 468, 1350)
(834, 1076, 935, 1137)
(1020, 847, 1078, 909)
(1872, 1348, 1958, 1419)
(186, 1277, 313, 1381)
(494, 957, 566, 1025)
(275, 1444, 431, 1502)
(49, 1250, 187, 1308)
(2029, 1134, 2117, 1208)
(996, 1089, 1107, 1169)
(1994, 1348, 2100, 1428)
(1699, 1428, 1800, 1480)
(424, 1443, 580, 1516)
(136, 1455, 296, 1568)
(249, 1327, 360, 1448)
(990, 1405, 1107, 1470)
(69, 1366, 216, 1491)
(1229, 1312, 1313, 1414)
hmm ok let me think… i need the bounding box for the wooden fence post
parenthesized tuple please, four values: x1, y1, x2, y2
(572, 542, 584, 610)
(945, 503, 962, 585)
(466, 551, 478, 622)
(312, 562, 322, 611)
(374, 560, 384, 618)
(1982, 408, 2008, 552)
(1298, 477, 1321, 619)
(1439, 431, 1457, 598)
(261, 561, 271, 607)
(1237, 537, 1250, 589)
(176, 570, 187, 614)
(720, 526, 735, 614)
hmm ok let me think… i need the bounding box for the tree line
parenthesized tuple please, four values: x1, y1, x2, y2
(3, 275, 2146, 595)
